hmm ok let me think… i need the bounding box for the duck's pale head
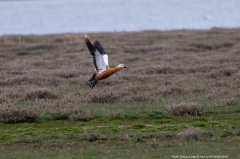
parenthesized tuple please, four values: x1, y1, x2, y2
(117, 64, 127, 69)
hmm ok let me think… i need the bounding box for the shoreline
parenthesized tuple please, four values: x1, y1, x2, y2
(1, 27, 240, 36)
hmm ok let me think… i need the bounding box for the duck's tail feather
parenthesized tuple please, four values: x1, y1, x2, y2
(91, 80, 98, 89)
(89, 73, 97, 81)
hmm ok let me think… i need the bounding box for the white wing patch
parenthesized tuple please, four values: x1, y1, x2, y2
(95, 50, 106, 74)
(103, 54, 109, 66)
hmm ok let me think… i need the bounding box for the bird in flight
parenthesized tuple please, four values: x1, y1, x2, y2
(85, 38, 127, 88)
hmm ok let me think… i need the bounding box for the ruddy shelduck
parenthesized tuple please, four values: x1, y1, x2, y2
(85, 38, 127, 88)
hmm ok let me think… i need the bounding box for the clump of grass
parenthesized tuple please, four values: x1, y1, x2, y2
(56, 71, 79, 79)
(177, 127, 201, 140)
(208, 70, 222, 79)
(45, 106, 93, 121)
(235, 109, 240, 113)
(108, 114, 124, 120)
(16, 52, 29, 56)
(25, 89, 58, 101)
(132, 123, 145, 129)
(88, 91, 120, 103)
(145, 65, 185, 75)
(147, 111, 163, 119)
(70, 112, 94, 121)
(190, 88, 205, 93)
(0, 75, 64, 87)
(25, 44, 56, 51)
(220, 97, 238, 107)
(206, 88, 225, 100)
(215, 80, 228, 87)
(0, 98, 8, 104)
(0, 105, 39, 123)
(207, 121, 220, 127)
(191, 42, 233, 51)
(159, 85, 184, 97)
(220, 130, 234, 137)
(168, 102, 204, 116)
(192, 122, 207, 127)
(206, 93, 217, 100)
(222, 68, 237, 76)
(86, 133, 103, 142)
(123, 114, 138, 119)
(127, 93, 152, 102)
(41, 114, 54, 121)
(127, 56, 142, 62)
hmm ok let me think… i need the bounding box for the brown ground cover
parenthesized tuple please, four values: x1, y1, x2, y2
(0, 28, 240, 158)
(0, 28, 240, 122)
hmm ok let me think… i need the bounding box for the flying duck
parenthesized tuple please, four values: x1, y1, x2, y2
(85, 38, 127, 88)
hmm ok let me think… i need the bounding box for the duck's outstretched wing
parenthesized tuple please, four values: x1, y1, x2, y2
(85, 38, 106, 74)
(94, 40, 109, 66)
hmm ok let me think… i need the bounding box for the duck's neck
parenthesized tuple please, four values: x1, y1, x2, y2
(106, 65, 119, 71)
(114, 66, 121, 71)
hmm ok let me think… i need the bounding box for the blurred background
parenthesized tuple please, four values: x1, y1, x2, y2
(0, 0, 239, 35)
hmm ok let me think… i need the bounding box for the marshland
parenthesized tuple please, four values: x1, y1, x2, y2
(0, 28, 240, 158)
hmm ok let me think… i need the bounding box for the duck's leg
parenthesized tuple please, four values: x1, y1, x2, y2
(91, 79, 98, 89)
(89, 73, 97, 81)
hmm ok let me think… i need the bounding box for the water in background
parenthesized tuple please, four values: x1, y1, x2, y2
(0, 0, 240, 35)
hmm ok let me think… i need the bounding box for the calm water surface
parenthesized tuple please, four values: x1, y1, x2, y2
(0, 0, 240, 35)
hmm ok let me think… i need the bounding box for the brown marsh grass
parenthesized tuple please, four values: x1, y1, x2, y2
(0, 28, 240, 122)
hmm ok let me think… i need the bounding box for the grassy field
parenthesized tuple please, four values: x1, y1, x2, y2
(0, 28, 240, 158)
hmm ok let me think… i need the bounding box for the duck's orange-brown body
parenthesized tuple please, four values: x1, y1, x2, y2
(95, 65, 120, 80)
(85, 38, 127, 88)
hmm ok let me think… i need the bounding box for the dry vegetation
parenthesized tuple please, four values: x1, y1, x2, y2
(0, 28, 240, 122)
(0, 29, 240, 158)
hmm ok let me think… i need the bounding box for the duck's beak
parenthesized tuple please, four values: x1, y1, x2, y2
(124, 66, 127, 68)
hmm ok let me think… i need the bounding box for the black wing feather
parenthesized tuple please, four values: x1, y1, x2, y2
(85, 38, 98, 71)
(85, 38, 95, 56)
(94, 40, 106, 55)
